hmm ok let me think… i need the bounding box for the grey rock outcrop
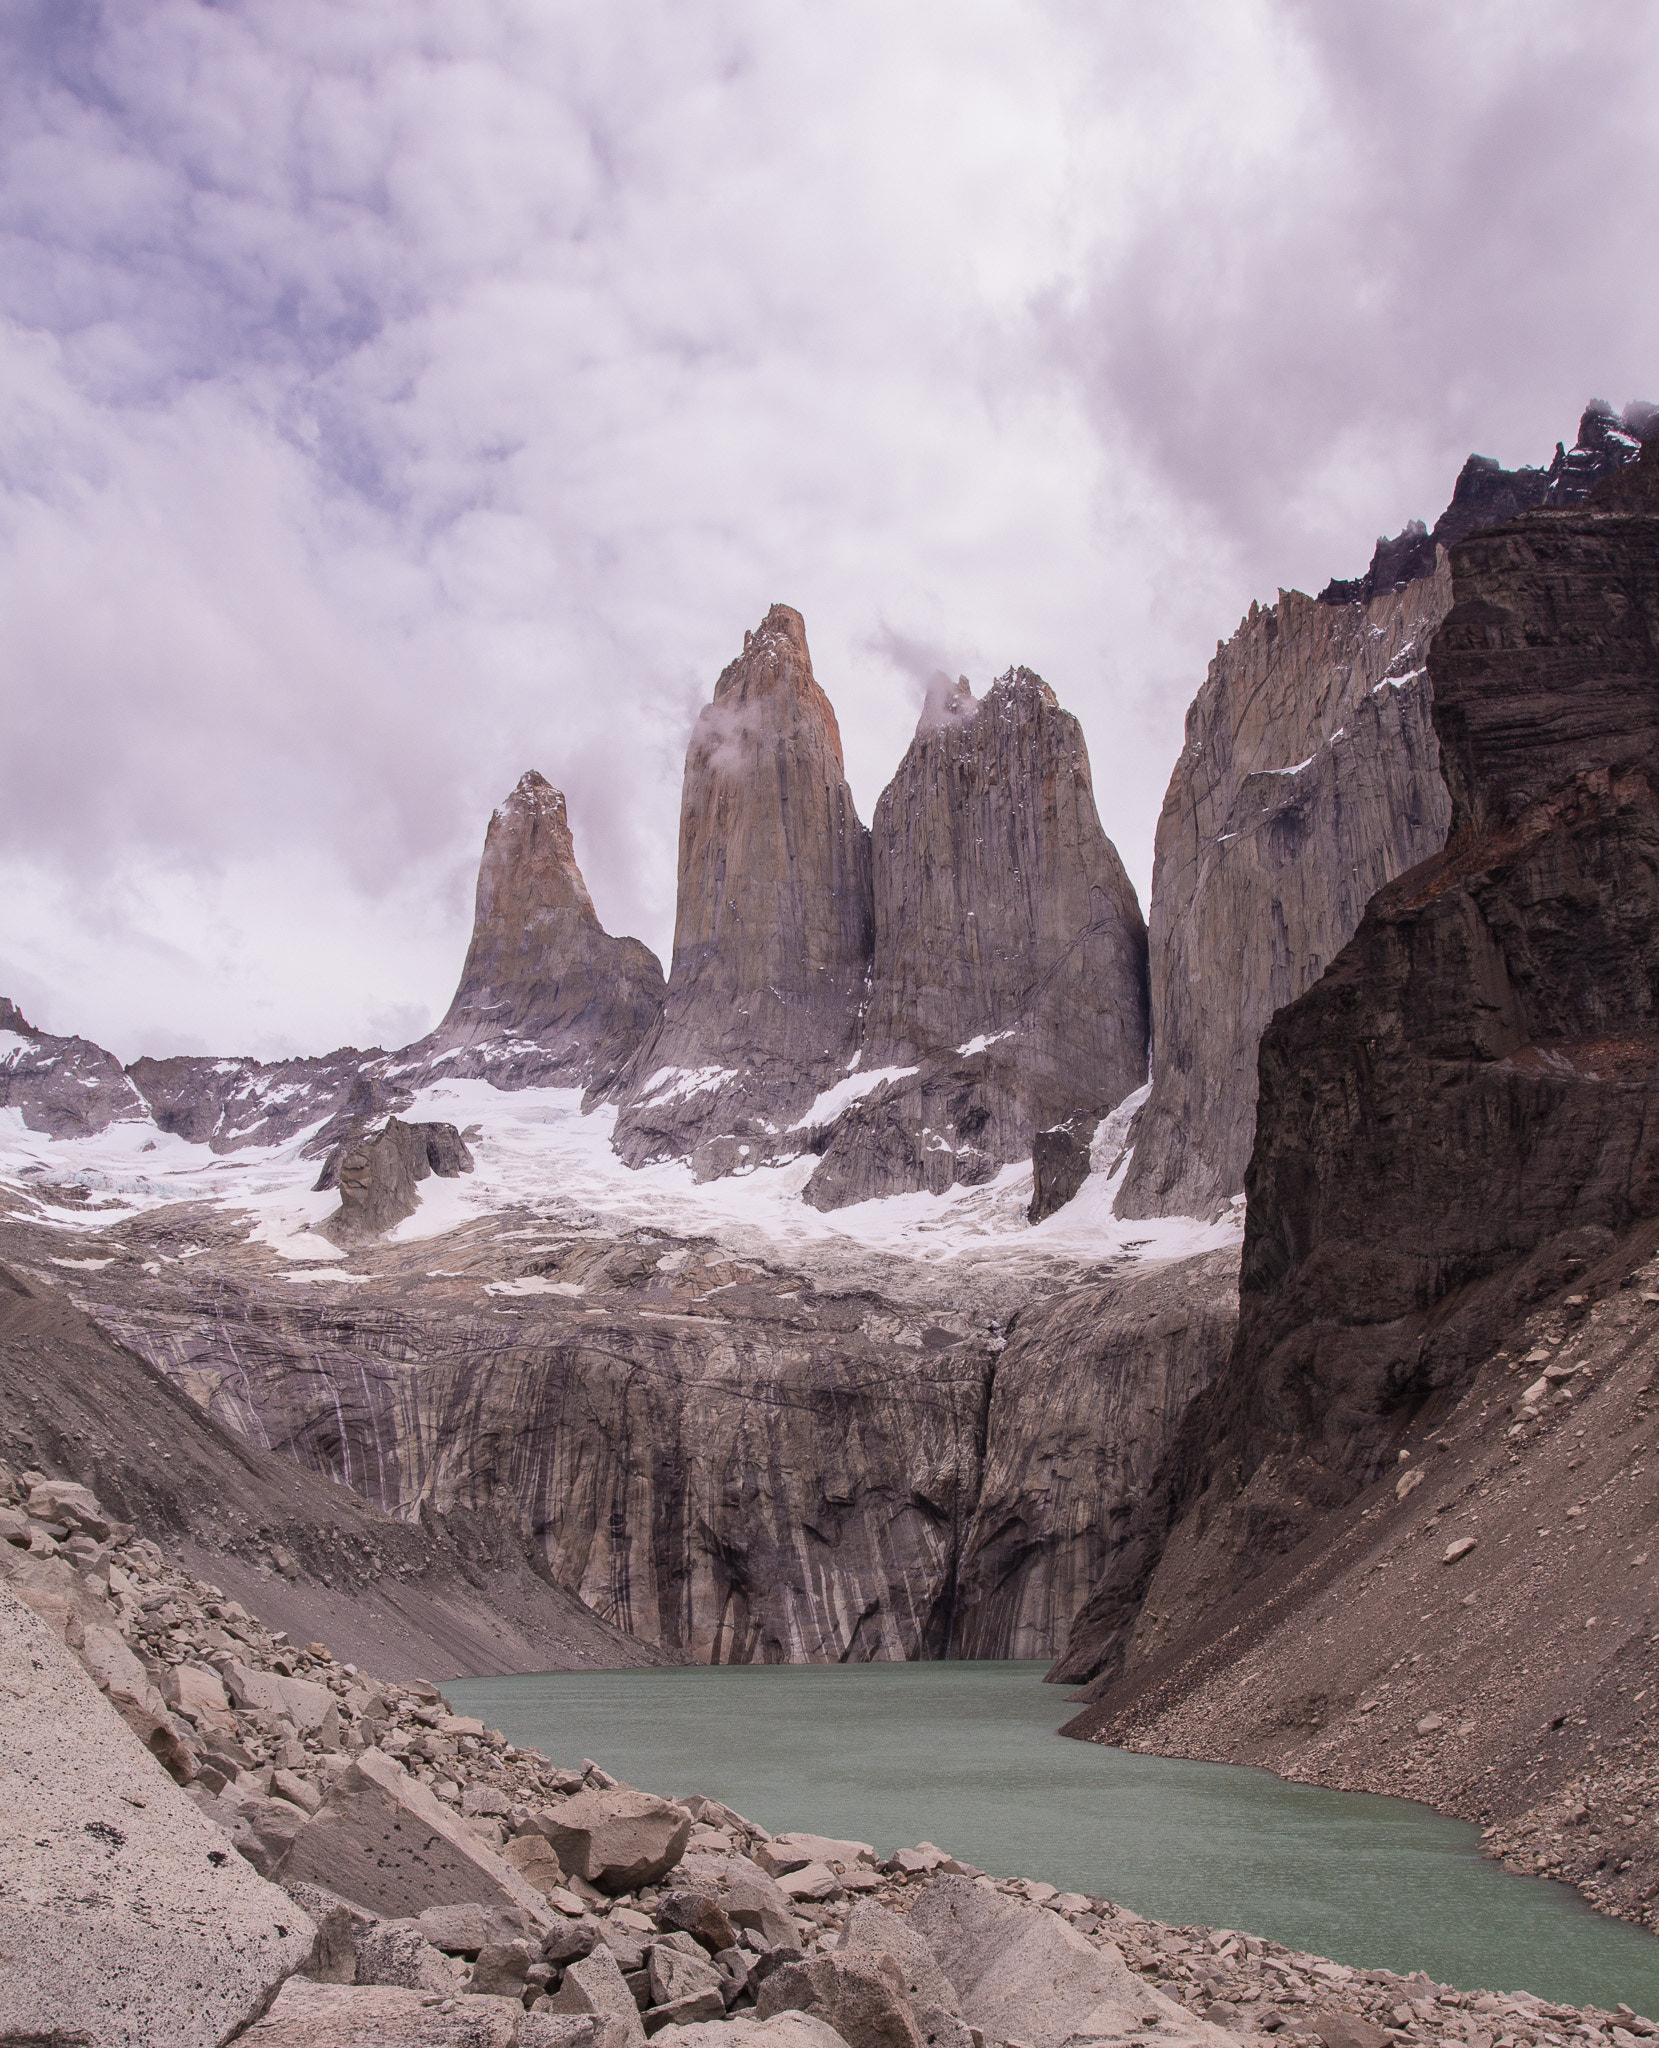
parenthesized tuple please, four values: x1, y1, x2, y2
(315, 1116, 475, 1241)
(0, 1578, 315, 2048)
(1113, 563, 1454, 1221)
(1119, 401, 1655, 1224)
(604, 606, 874, 1180)
(801, 670, 1148, 1210)
(0, 995, 148, 1138)
(424, 770, 665, 1094)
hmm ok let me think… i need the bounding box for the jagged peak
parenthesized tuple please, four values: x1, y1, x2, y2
(917, 673, 976, 735)
(704, 605, 847, 771)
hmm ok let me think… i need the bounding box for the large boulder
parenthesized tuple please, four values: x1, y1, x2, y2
(537, 1786, 692, 1894)
(543, 1943, 648, 2044)
(837, 1901, 968, 2048)
(755, 1952, 923, 2048)
(906, 1877, 1227, 2048)
(276, 1747, 551, 1920)
(0, 1580, 315, 2048)
(241, 1976, 527, 2045)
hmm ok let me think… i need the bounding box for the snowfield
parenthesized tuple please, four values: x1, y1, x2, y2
(0, 1076, 1240, 1276)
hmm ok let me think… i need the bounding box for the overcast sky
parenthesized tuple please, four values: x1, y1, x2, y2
(3, 1, 1656, 1064)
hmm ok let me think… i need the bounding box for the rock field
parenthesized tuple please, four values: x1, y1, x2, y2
(3, 1462, 1652, 2048)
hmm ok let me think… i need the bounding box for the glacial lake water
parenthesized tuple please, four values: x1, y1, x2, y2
(447, 1660, 1659, 2016)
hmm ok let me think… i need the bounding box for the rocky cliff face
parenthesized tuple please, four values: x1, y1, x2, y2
(801, 671, 1148, 1210)
(0, 999, 148, 1139)
(14, 1159, 1233, 1667)
(424, 770, 665, 1093)
(605, 606, 875, 1182)
(1057, 437, 1659, 1694)
(1117, 403, 1655, 1224)
(1114, 569, 1453, 1220)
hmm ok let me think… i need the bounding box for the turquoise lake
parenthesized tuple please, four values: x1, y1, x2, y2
(448, 1659, 1659, 2016)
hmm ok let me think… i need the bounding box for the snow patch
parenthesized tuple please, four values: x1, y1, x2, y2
(0, 1031, 32, 1066)
(485, 1276, 585, 1297)
(789, 1066, 918, 1130)
(637, 1065, 739, 1108)
(957, 1030, 1015, 1056)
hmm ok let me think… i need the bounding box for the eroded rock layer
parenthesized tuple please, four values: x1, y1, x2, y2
(802, 671, 1148, 1210)
(606, 606, 875, 1181)
(1057, 439, 1659, 1699)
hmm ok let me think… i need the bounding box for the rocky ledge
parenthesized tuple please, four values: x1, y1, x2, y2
(2, 1467, 1650, 2048)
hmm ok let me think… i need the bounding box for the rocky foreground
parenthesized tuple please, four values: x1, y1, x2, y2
(3, 1464, 1652, 2048)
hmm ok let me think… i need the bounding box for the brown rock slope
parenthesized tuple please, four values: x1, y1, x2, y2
(423, 768, 665, 1093)
(1058, 443, 1659, 1923)
(0, 1259, 658, 1680)
(802, 670, 1149, 1211)
(605, 604, 874, 1179)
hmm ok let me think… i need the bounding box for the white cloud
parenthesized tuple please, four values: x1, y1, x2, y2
(1, 0, 1655, 1061)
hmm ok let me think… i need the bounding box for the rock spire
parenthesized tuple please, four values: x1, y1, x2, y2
(802, 668, 1149, 1209)
(604, 605, 874, 1178)
(428, 770, 665, 1094)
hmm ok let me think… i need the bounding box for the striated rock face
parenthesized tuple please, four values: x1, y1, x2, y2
(56, 1191, 1233, 1667)
(0, 997, 148, 1138)
(1114, 568, 1453, 1220)
(802, 671, 1148, 1210)
(605, 606, 874, 1181)
(1056, 438, 1659, 1692)
(424, 770, 665, 1093)
(1116, 403, 1657, 1225)
(949, 1247, 1237, 1661)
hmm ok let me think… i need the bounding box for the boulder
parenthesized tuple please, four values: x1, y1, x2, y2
(838, 1901, 962, 2020)
(284, 1879, 373, 1982)
(469, 1937, 539, 1995)
(0, 1579, 315, 2048)
(655, 1887, 738, 1955)
(504, 1828, 568, 1894)
(538, 1786, 693, 1894)
(755, 1952, 924, 2048)
(651, 2020, 849, 2048)
(223, 1658, 336, 1736)
(26, 1477, 113, 1539)
(166, 1659, 238, 1735)
(778, 1861, 842, 1901)
(906, 1875, 1229, 2048)
(419, 1902, 512, 1956)
(756, 1832, 876, 1876)
(544, 1944, 648, 2044)
(241, 1976, 526, 2045)
(355, 1919, 459, 1993)
(723, 1866, 800, 1949)
(649, 1941, 728, 2010)
(277, 1746, 552, 1920)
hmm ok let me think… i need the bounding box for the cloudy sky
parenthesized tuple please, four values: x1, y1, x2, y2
(3, 1, 1655, 1063)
